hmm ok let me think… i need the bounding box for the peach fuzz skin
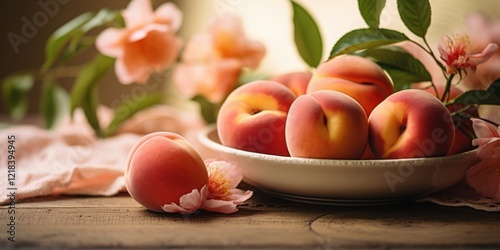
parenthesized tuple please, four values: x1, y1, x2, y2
(368, 89, 455, 159)
(307, 55, 394, 116)
(271, 71, 312, 96)
(286, 90, 368, 159)
(125, 132, 208, 213)
(423, 85, 477, 155)
(217, 80, 296, 156)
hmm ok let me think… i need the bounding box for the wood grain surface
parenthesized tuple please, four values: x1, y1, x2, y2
(1, 185, 500, 250)
(0, 187, 500, 249)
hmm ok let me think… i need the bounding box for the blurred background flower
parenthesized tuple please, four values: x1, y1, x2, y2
(1, 0, 500, 132)
(96, 0, 182, 84)
(173, 14, 265, 104)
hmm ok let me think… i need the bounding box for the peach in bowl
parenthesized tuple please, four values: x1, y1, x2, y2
(197, 125, 479, 205)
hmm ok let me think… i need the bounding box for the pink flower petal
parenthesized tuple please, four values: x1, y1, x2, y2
(95, 28, 126, 58)
(179, 186, 208, 210)
(476, 138, 500, 160)
(181, 34, 215, 62)
(210, 15, 246, 57)
(161, 186, 207, 214)
(141, 31, 181, 72)
(204, 60, 242, 103)
(162, 202, 192, 214)
(172, 63, 202, 97)
(239, 41, 266, 68)
(122, 0, 154, 29)
(128, 24, 170, 43)
(203, 199, 238, 214)
(154, 2, 183, 32)
(114, 56, 149, 85)
(228, 189, 253, 204)
(466, 160, 500, 202)
(468, 116, 500, 201)
(207, 160, 243, 190)
(173, 59, 241, 103)
(471, 118, 500, 139)
(470, 43, 499, 64)
(115, 29, 180, 85)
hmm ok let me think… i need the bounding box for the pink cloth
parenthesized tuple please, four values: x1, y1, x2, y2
(0, 105, 205, 204)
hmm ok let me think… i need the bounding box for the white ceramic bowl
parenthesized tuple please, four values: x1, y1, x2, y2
(198, 126, 479, 205)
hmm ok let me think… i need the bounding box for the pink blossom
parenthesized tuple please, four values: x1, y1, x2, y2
(96, 0, 182, 84)
(202, 160, 253, 214)
(173, 14, 265, 103)
(209, 15, 266, 68)
(161, 160, 252, 214)
(465, 118, 500, 202)
(462, 13, 500, 90)
(438, 34, 497, 75)
(162, 186, 208, 214)
(173, 58, 242, 103)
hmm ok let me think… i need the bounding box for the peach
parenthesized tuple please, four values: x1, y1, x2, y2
(368, 89, 455, 159)
(447, 103, 477, 155)
(285, 90, 368, 159)
(125, 132, 208, 212)
(217, 80, 296, 156)
(271, 71, 311, 96)
(307, 55, 394, 116)
(423, 85, 477, 155)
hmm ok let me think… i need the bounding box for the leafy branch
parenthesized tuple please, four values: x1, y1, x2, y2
(1, 7, 162, 138)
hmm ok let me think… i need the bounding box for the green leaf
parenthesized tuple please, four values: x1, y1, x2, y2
(62, 9, 119, 65)
(42, 9, 119, 70)
(82, 87, 103, 137)
(70, 55, 114, 115)
(2, 73, 34, 120)
(358, 46, 431, 91)
(380, 65, 415, 90)
(358, 0, 386, 28)
(81, 9, 118, 33)
(487, 78, 500, 97)
(329, 28, 409, 58)
(61, 36, 94, 64)
(40, 81, 70, 129)
(397, 0, 431, 38)
(104, 93, 163, 136)
(42, 12, 93, 70)
(192, 95, 219, 124)
(291, 0, 323, 68)
(453, 90, 500, 106)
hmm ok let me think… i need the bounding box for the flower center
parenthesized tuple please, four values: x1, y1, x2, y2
(208, 168, 231, 199)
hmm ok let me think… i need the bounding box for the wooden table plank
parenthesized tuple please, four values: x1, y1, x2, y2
(1, 189, 500, 249)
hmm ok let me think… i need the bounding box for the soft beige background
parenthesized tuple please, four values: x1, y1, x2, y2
(181, 0, 500, 75)
(1, 0, 500, 115)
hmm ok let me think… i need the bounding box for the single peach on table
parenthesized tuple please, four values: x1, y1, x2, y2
(125, 132, 208, 213)
(285, 90, 368, 159)
(217, 80, 296, 156)
(271, 71, 312, 96)
(307, 55, 394, 116)
(368, 89, 455, 159)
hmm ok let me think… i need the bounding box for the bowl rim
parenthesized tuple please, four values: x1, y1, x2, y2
(197, 124, 478, 167)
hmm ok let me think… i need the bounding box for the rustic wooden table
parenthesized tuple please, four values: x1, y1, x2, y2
(1, 183, 500, 250)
